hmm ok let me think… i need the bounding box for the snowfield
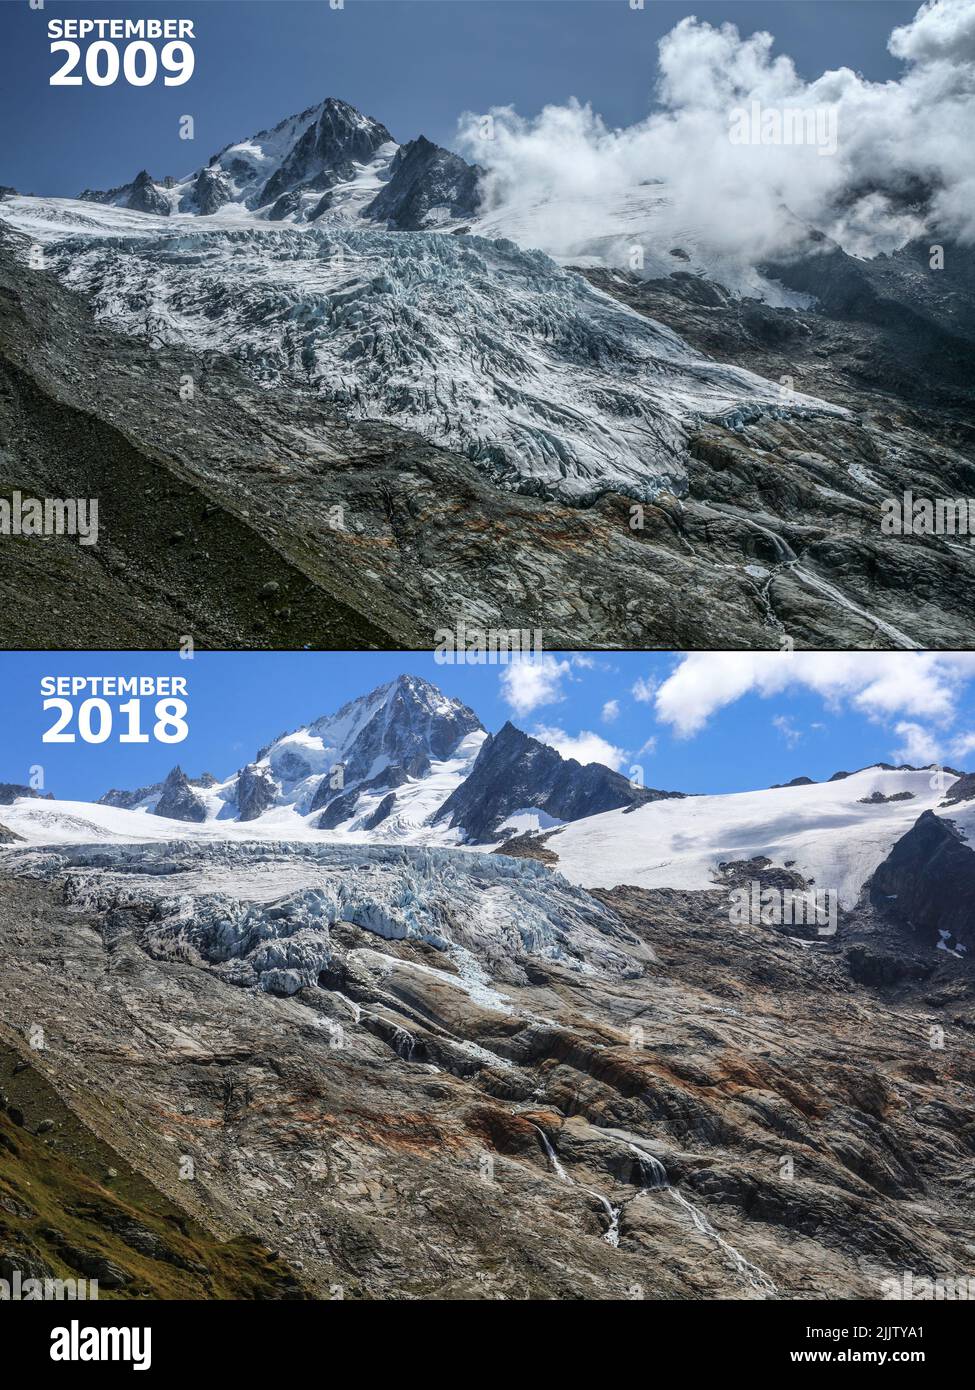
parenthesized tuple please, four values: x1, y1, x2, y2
(468, 181, 814, 308)
(544, 767, 963, 907)
(2, 766, 966, 913)
(0, 789, 473, 850)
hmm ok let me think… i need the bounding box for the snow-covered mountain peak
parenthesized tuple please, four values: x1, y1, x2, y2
(205, 676, 487, 836)
(93, 676, 486, 839)
(78, 96, 398, 223)
(277, 673, 485, 785)
(72, 95, 481, 231)
(221, 96, 395, 218)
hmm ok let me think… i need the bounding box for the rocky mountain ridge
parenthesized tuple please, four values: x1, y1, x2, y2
(84, 676, 677, 842)
(79, 96, 481, 232)
(434, 719, 681, 843)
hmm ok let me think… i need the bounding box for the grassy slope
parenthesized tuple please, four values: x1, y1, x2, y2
(0, 1042, 309, 1300)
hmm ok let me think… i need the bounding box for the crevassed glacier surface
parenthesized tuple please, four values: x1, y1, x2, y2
(4, 203, 843, 503)
(2, 839, 642, 994)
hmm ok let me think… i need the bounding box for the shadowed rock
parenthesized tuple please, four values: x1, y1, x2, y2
(435, 721, 681, 843)
(870, 810, 975, 951)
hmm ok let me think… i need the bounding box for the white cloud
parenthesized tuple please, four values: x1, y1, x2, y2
(532, 725, 625, 770)
(889, 0, 975, 64)
(637, 736, 657, 758)
(601, 698, 620, 723)
(632, 675, 657, 704)
(458, 0, 975, 287)
(891, 721, 943, 765)
(498, 656, 569, 716)
(772, 714, 802, 748)
(949, 731, 975, 762)
(654, 653, 975, 737)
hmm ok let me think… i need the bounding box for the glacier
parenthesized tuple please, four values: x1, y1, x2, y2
(2, 839, 644, 996)
(1, 200, 844, 504)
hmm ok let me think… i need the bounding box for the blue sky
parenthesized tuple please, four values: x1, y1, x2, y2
(2, 652, 974, 803)
(1, 0, 919, 197)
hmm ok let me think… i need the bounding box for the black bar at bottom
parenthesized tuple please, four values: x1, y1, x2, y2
(5, 1298, 965, 1375)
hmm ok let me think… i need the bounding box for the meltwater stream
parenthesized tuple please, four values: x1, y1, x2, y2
(532, 1125, 621, 1247)
(629, 1143, 668, 1190)
(532, 1124, 571, 1183)
(629, 1139, 777, 1296)
(535, 1127, 777, 1294)
(668, 1188, 778, 1297)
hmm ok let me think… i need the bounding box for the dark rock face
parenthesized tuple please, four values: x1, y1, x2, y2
(309, 776, 343, 816)
(492, 831, 560, 865)
(361, 793, 396, 830)
(763, 235, 975, 408)
(857, 790, 915, 804)
(870, 810, 975, 951)
(152, 767, 207, 823)
(234, 764, 279, 822)
(126, 172, 171, 216)
(258, 98, 392, 208)
(99, 784, 157, 810)
(771, 776, 814, 788)
(267, 191, 303, 222)
(80, 180, 129, 207)
(100, 771, 216, 811)
(942, 772, 975, 806)
(310, 763, 410, 821)
(845, 944, 933, 989)
(0, 822, 23, 844)
(328, 675, 483, 787)
(183, 168, 232, 216)
(81, 169, 171, 215)
(314, 787, 360, 831)
(84, 170, 174, 217)
(364, 136, 481, 230)
(435, 721, 680, 843)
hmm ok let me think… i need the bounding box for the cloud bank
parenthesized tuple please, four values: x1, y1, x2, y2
(654, 653, 975, 758)
(459, 0, 975, 278)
